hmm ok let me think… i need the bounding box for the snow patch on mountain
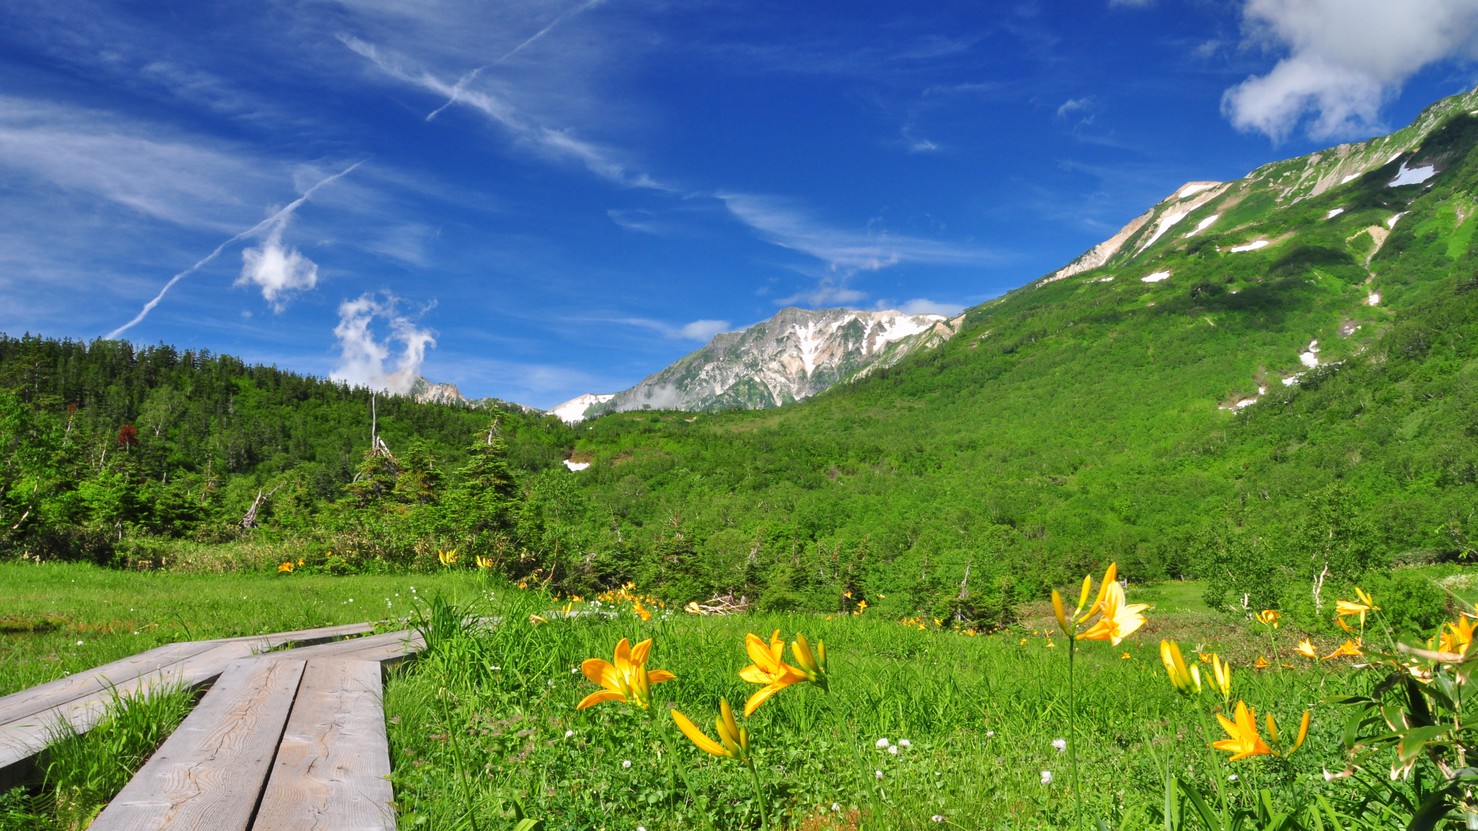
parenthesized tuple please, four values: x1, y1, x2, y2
(1326, 208, 1345, 219)
(1185, 214, 1220, 238)
(1299, 340, 1321, 368)
(1142, 270, 1171, 283)
(1230, 239, 1270, 253)
(1389, 161, 1437, 187)
(549, 393, 616, 425)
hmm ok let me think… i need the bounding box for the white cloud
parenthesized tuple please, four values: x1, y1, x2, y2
(776, 279, 869, 308)
(331, 292, 437, 395)
(609, 317, 732, 341)
(1056, 97, 1094, 119)
(237, 222, 318, 311)
(679, 319, 731, 341)
(891, 298, 964, 316)
(107, 162, 359, 337)
(1223, 0, 1478, 140)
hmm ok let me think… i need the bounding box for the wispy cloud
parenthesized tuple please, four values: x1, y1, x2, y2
(1223, 0, 1478, 140)
(890, 298, 964, 316)
(331, 290, 437, 395)
(718, 192, 997, 272)
(606, 317, 732, 342)
(341, 33, 668, 190)
(107, 162, 361, 338)
(426, 0, 607, 121)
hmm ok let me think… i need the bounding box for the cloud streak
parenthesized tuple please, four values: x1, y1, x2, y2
(606, 317, 732, 341)
(718, 192, 997, 273)
(106, 161, 361, 338)
(1223, 0, 1478, 140)
(342, 33, 667, 190)
(426, 0, 607, 121)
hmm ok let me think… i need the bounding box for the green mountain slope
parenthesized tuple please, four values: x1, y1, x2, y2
(551, 87, 1478, 617)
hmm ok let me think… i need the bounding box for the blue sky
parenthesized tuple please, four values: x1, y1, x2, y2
(4, 0, 1478, 409)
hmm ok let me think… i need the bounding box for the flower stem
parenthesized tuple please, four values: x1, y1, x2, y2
(747, 757, 770, 831)
(1068, 636, 1081, 831)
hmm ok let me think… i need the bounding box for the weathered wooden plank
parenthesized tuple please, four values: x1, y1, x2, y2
(88, 657, 307, 831)
(0, 639, 276, 774)
(225, 622, 378, 653)
(272, 629, 425, 666)
(0, 640, 223, 728)
(252, 659, 396, 830)
(0, 622, 374, 735)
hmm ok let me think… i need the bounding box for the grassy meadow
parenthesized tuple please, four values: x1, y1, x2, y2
(4, 560, 1478, 829)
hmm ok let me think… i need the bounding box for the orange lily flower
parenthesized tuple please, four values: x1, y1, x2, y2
(577, 637, 675, 711)
(1322, 639, 1363, 661)
(1077, 581, 1148, 645)
(739, 630, 809, 716)
(1212, 701, 1273, 761)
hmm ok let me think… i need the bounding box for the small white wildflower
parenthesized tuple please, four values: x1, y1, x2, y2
(564, 730, 574, 739)
(875, 770, 884, 780)
(1227, 774, 1238, 782)
(548, 679, 556, 687)
(932, 816, 945, 823)
(875, 737, 891, 749)
(571, 666, 580, 674)
(75, 640, 84, 646)
(898, 739, 911, 748)
(985, 730, 995, 738)
(888, 745, 900, 755)
(637, 827, 646, 831)
(831, 803, 841, 812)
(1040, 770, 1053, 785)
(623, 760, 632, 769)
(1052, 738, 1067, 752)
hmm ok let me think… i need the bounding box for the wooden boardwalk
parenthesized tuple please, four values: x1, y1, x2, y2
(0, 622, 424, 830)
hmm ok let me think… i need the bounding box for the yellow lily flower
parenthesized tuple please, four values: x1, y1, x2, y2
(1077, 581, 1148, 645)
(671, 699, 750, 763)
(1255, 609, 1281, 628)
(1265, 709, 1311, 756)
(739, 630, 810, 716)
(1081, 563, 1117, 622)
(277, 561, 294, 573)
(1322, 639, 1362, 661)
(1210, 654, 1232, 702)
(437, 548, 458, 566)
(633, 600, 652, 622)
(790, 632, 829, 690)
(1253, 656, 1271, 670)
(475, 555, 493, 569)
(1295, 638, 1318, 659)
(577, 637, 676, 711)
(1335, 588, 1377, 628)
(1212, 701, 1274, 761)
(1160, 640, 1202, 696)
(1439, 617, 1476, 657)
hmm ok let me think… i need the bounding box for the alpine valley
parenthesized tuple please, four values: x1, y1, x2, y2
(5, 87, 1478, 623)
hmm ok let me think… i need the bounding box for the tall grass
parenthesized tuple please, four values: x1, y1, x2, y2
(384, 587, 1358, 830)
(0, 684, 197, 831)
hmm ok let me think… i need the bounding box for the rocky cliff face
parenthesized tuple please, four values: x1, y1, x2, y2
(585, 307, 962, 416)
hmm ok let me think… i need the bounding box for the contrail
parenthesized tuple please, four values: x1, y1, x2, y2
(105, 161, 362, 339)
(426, 0, 606, 121)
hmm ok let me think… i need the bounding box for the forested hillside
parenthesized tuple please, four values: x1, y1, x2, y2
(0, 335, 572, 568)
(4, 91, 1478, 631)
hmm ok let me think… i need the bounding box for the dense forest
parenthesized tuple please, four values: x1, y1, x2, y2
(4, 96, 1478, 633)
